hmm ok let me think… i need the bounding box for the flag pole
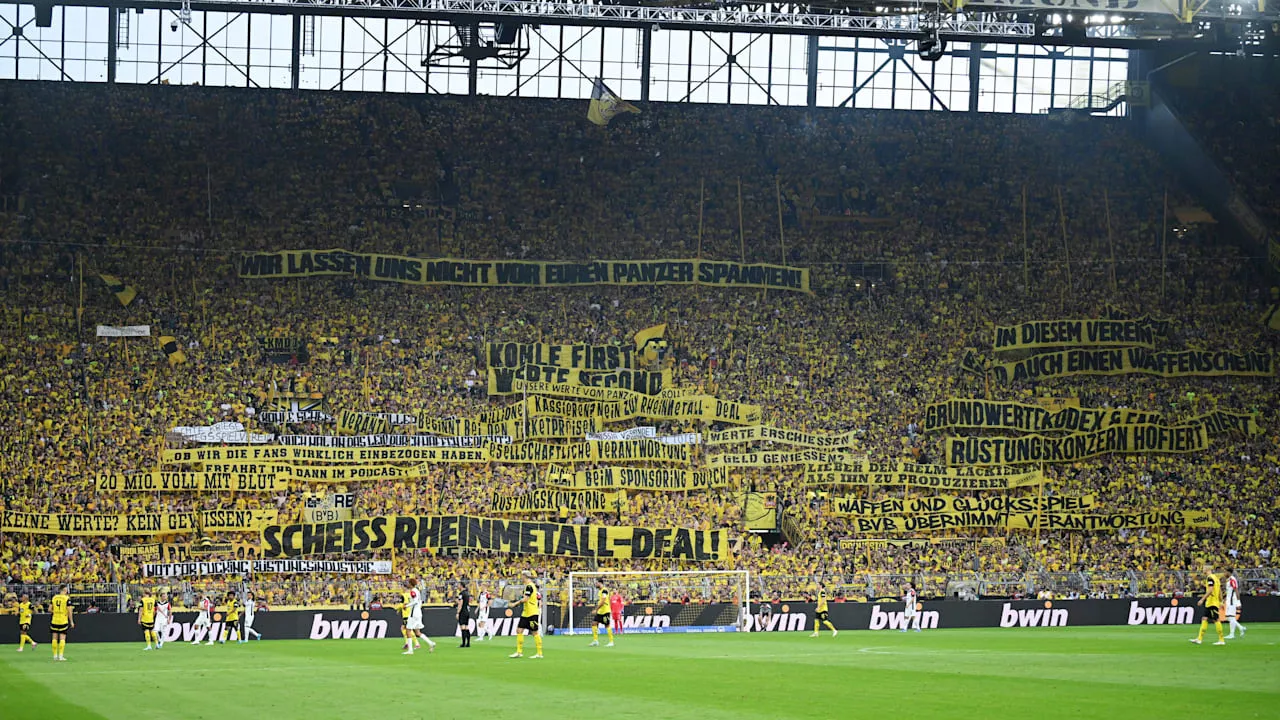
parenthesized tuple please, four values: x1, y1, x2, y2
(1021, 184, 1029, 294)
(737, 177, 746, 263)
(697, 177, 705, 259)
(77, 254, 84, 338)
(775, 175, 786, 264)
(1056, 186, 1071, 304)
(1104, 188, 1117, 295)
(1160, 190, 1168, 305)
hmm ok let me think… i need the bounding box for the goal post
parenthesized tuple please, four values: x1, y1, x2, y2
(566, 570, 750, 635)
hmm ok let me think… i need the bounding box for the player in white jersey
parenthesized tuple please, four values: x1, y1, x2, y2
(902, 583, 922, 632)
(401, 579, 437, 655)
(1223, 569, 1247, 639)
(241, 592, 262, 642)
(193, 595, 215, 645)
(475, 590, 492, 641)
(154, 592, 172, 648)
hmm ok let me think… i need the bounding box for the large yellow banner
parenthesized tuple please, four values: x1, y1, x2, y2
(803, 461, 1045, 490)
(945, 424, 1209, 466)
(486, 440, 691, 464)
(707, 425, 856, 448)
(487, 342, 640, 371)
(993, 318, 1167, 352)
(336, 410, 391, 435)
(488, 366, 672, 396)
(1188, 409, 1263, 437)
(95, 472, 288, 493)
(2, 510, 277, 536)
(828, 494, 1096, 517)
(923, 400, 1161, 434)
(511, 385, 761, 424)
(260, 515, 731, 561)
(991, 348, 1274, 384)
(841, 509, 1215, 534)
(708, 449, 855, 468)
(546, 465, 731, 491)
(489, 489, 627, 515)
(424, 415, 601, 439)
(417, 416, 511, 436)
(239, 251, 811, 292)
(162, 445, 491, 465)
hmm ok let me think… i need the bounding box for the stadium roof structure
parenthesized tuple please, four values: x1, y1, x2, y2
(22, 0, 1280, 49)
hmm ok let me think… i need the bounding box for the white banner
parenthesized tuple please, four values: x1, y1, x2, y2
(959, 0, 1179, 15)
(96, 325, 151, 337)
(276, 433, 511, 448)
(142, 559, 393, 578)
(657, 433, 702, 445)
(586, 427, 657, 441)
(586, 427, 702, 445)
(170, 422, 275, 445)
(257, 411, 334, 424)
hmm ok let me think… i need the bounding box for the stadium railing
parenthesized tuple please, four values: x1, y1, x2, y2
(2, 583, 125, 613)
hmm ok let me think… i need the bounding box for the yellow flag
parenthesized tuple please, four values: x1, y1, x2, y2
(159, 336, 187, 366)
(587, 78, 640, 127)
(99, 274, 137, 307)
(634, 324, 668, 366)
(1264, 304, 1280, 332)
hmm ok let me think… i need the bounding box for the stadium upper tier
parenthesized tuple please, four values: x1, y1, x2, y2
(0, 82, 1275, 600)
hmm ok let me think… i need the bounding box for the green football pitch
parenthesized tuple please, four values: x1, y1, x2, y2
(1, 626, 1276, 720)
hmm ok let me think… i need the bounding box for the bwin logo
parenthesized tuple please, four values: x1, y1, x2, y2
(748, 613, 809, 632)
(160, 621, 222, 644)
(1127, 602, 1194, 625)
(869, 605, 939, 631)
(309, 614, 388, 640)
(999, 603, 1068, 628)
(622, 615, 672, 629)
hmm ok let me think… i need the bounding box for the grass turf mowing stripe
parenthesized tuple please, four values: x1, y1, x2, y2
(0, 625, 1274, 720)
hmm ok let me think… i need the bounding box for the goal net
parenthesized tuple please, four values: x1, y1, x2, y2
(566, 570, 749, 635)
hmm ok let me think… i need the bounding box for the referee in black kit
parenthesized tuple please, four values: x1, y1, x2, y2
(457, 582, 473, 648)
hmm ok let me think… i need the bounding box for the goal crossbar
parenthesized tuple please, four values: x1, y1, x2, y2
(566, 570, 749, 635)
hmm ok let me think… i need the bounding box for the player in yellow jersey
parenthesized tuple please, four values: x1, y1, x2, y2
(809, 584, 838, 638)
(510, 571, 543, 659)
(220, 592, 241, 644)
(138, 591, 158, 650)
(49, 585, 74, 661)
(589, 580, 614, 648)
(1191, 566, 1226, 646)
(16, 594, 37, 652)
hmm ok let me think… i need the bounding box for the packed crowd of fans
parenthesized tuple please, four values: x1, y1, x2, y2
(1163, 59, 1280, 228)
(0, 81, 1276, 607)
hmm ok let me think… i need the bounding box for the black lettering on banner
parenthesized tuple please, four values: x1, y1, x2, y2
(944, 424, 1209, 466)
(240, 252, 810, 292)
(990, 349, 1273, 385)
(258, 514, 728, 562)
(993, 318, 1167, 352)
(922, 399, 1162, 434)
